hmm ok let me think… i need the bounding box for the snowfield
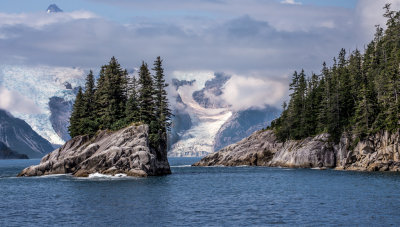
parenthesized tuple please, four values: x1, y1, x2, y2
(169, 83, 232, 157)
(0, 65, 85, 145)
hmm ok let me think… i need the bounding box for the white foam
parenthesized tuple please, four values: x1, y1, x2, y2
(38, 174, 70, 178)
(87, 172, 129, 179)
(170, 165, 192, 168)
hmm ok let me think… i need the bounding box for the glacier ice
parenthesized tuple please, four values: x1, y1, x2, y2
(169, 81, 232, 157)
(0, 65, 85, 145)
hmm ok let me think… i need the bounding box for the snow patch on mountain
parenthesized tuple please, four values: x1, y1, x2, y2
(0, 65, 85, 145)
(169, 83, 232, 157)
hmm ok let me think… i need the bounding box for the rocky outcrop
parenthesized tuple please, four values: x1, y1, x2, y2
(335, 131, 400, 171)
(18, 124, 171, 177)
(194, 130, 400, 172)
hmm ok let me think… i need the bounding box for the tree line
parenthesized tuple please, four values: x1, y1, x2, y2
(69, 56, 171, 150)
(269, 4, 400, 142)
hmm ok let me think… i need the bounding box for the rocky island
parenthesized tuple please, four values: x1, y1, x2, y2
(194, 129, 400, 172)
(18, 124, 171, 177)
(19, 56, 172, 177)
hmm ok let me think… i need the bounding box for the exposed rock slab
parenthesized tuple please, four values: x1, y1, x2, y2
(194, 129, 400, 172)
(18, 125, 171, 177)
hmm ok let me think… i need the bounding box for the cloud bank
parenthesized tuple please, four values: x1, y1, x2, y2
(0, 0, 399, 111)
(0, 86, 42, 114)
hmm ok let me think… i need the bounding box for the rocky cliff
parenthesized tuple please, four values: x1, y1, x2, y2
(18, 124, 171, 177)
(194, 130, 400, 172)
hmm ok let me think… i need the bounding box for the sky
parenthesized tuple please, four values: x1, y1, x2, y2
(0, 0, 400, 112)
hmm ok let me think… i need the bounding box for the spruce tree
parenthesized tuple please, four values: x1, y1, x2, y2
(69, 87, 84, 138)
(81, 70, 98, 135)
(138, 62, 155, 124)
(152, 56, 172, 132)
(94, 57, 128, 130)
(152, 56, 172, 151)
(125, 75, 140, 123)
(271, 5, 400, 142)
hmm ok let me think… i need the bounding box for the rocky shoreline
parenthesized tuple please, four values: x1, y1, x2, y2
(18, 124, 171, 177)
(193, 130, 400, 172)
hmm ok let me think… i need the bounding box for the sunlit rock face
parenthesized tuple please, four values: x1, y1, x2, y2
(168, 72, 281, 157)
(0, 65, 85, 145)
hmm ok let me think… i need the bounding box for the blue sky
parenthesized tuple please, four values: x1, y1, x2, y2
(0, 0, 358, 23)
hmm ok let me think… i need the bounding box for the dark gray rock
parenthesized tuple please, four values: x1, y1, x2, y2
(18, 124, 171, 177)
(49, 96, 73, 142)
(171, 78, 195, 89)
(0, 109, 53, 158)
(192, 73, 231, 108)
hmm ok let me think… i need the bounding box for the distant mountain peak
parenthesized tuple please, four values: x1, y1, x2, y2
(46, 4, 63, 13)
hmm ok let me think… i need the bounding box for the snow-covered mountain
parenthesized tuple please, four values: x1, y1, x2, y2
(168, 73, 281, 157)
(0, 65, 85, 145)
(213, 106, 280, 151)
(46, 4, 63, 13)
(0, 109, 54, 158)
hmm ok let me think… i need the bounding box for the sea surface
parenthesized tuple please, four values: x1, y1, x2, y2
(1, 158, 400, 226)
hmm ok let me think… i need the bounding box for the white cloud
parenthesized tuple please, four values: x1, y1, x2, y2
(0, 86, 42, 114)
(356, 0, 400, 40)
(0, 1, 397, 114)
(281, 0, 302, 5)
(221, 75, 286, 111)
(0, 11, 97, 29)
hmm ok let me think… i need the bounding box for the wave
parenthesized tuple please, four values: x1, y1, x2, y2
(88, 172, 128, 179)
(170, 165, 192, 168)
(38, 174, 70, 178)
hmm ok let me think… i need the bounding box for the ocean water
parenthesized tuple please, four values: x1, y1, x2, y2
(1, 158, 400, 226)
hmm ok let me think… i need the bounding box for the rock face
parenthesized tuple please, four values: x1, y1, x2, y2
(0, 142, 29, 159)
(194, 130, 400, 172)
(213, 106, 281, 152)
(18, 125, 171, 177)
(192, 73, 230, 109)
(48, 96, 73, 142)
(0, 109, 54, 158)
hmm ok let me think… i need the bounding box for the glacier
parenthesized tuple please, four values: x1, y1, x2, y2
(168, 72, 281, 157)
(0, 65, 85, 145)
(169, 83, 232, 157)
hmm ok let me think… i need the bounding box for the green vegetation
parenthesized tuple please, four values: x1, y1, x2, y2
(269, 4, 400, 142)
(69, 56, 171, 150)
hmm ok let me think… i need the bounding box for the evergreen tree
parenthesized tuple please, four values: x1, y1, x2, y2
(151, 56, 172, 152)
(152, 56, 172, 133)
(125, 75, 140, 123)
(81, 70, 98, 135)
(271, 5, 400, 142)
(69, 87, 84, 138)
(138, 62, 155, 124)
(94, 57, 128, 130)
